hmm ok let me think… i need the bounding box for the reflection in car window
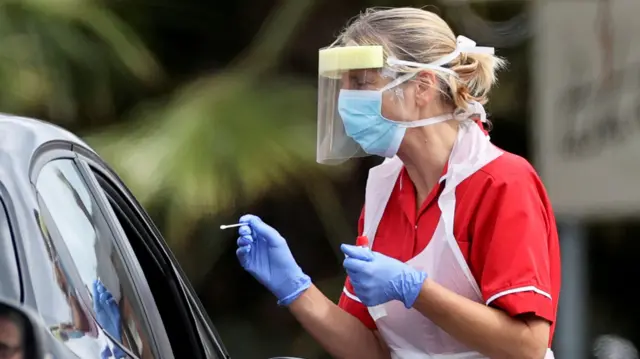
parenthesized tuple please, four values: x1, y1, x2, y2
(35, 160, 153, 358)
(34, 208, 120, 358)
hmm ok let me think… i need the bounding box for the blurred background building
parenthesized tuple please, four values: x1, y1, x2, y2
(1, 0, 639, 358)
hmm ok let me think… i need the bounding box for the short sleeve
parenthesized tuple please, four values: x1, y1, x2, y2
(337, 208, 377, 329)
(473, 173, 554, 322)
(338, 277, 377, 329)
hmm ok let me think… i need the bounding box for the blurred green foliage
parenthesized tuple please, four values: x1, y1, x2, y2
(0, 0, 159, 122)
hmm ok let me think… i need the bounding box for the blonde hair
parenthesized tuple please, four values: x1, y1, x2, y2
(336, 7, 507, 110)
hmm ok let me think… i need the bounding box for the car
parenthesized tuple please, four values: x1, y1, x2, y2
(0, 114, 295, 359)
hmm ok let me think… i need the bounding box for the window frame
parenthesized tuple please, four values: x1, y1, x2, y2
(0, 189, 22, 303)
(29, 148, 173, 358)
(74, 147, 229, 359)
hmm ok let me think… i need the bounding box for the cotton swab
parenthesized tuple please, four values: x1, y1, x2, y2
(219, 223, 244, 230)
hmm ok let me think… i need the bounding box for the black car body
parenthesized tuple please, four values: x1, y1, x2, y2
(0, 114, 231, 358)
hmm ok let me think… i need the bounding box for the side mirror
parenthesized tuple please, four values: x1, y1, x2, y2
(0, 300, 47, 359)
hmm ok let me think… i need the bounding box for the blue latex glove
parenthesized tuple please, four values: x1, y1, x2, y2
(101, 346, 113, 359)
(92, 280, 126, 358)
(341, 244, 427, 308)
(236, 215, 311, 306)
(99, 344, 126, 359)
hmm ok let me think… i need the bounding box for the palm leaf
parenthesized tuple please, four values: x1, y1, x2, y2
(0, 0, 160, 122)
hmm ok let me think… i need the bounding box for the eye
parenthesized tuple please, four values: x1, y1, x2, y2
(348, 76, 367, 89)
(349, 76, 377, 90)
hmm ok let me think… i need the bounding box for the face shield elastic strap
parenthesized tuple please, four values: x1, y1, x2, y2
(385, 36, 495, 77)
(380, 35, 494, 125)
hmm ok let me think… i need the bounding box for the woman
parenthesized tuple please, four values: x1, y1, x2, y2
(236, 7, 560, 359)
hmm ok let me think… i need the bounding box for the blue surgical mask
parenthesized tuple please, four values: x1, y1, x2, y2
(338, 88, 454, 158)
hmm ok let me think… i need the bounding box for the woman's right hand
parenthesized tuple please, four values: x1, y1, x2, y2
(236, 215, 311, 306)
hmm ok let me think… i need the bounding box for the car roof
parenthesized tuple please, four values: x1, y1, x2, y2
(0, 113, 93, 170)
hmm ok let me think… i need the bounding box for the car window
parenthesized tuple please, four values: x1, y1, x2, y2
(35, 159, 154, 358)
(87, 161, 224, 359)
(0, 198, 20, 301)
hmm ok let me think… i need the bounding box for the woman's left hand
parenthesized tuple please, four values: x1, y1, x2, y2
(341, 244, 427, 308)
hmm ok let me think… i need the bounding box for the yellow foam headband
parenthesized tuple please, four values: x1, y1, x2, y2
(318, 46, 384, 78)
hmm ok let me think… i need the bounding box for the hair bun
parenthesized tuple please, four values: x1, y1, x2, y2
(449, 52, 505, 107)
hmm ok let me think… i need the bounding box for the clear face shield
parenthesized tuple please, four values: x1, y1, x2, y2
(316, 45, 394, 165)
(315, 36, 495, 165)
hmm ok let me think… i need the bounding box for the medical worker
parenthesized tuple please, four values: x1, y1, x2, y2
(235, 7, 560, 359)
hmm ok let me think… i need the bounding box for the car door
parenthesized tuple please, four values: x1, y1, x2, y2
(29, 147, 174, 358)
(73, 146, 229, 359)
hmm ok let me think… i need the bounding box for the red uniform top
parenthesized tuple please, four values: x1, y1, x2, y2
(338, 151, 561, 345)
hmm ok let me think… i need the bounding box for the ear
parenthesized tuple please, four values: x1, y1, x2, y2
(414, 71, 438, 106)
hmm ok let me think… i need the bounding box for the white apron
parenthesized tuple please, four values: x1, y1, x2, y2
(360, 121, 555, 359)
